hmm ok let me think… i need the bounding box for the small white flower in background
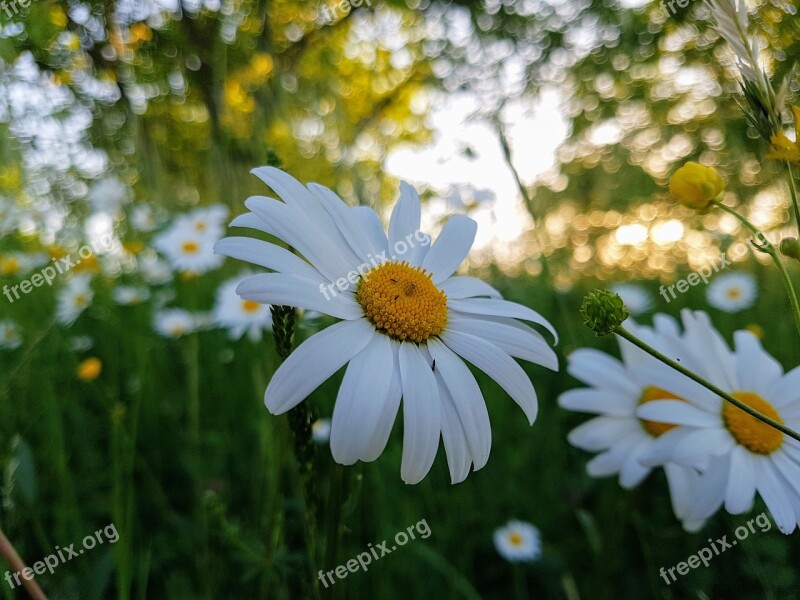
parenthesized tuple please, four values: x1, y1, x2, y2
(213, 274, 272, 342)
(215, 167, 558, 484)
(559, 314, 705, 532)
(176, 204, 229, 238)
(131, 204, 164, 233)
(69, 335, 94, 352)
(0, 252, 49, 277)
(444, 185, 496, 211)
(56, 275, 94, 326)
(138, 255, 173, 285)
(611, 283, 652, 315)
(706, 271, 757, 312)
(113, 285, 151, 306)
(0, 321, 23, 350)
(153, 309, 197, 338)
(493, 520, 541, 563)
(153, 218, 224, 275)
(637, 310, 800, 534)
(88, 177, 130, 215)
(312, 419, 332, 444)
(0, 198, 18, 235)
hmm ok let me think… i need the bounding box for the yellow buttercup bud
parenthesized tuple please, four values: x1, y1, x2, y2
(76, 357, 102, 381)
(669, 162, 724, 211)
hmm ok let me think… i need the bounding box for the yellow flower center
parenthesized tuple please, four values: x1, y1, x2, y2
(726, 288, 741, 299)
(241, 299, 261, 313)
(76, 358, 102, 381)
(356, 261, 447, 343)
(1, 257, 20, 275)
(170, 325, 187, 336)
(74, 293, 89, 308)
(507, 532, 524, 547)
(638, 386, 684, 437)
(195, 222, 207, 232)
(722, 392, 783, 454)
(182, 241, 200, 254)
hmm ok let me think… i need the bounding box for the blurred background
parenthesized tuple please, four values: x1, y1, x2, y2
(0, 0, 799, 598)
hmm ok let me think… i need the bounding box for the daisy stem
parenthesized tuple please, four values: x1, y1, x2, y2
(512, 564, 527, 600)
(615, 326, 800, 443)
(0, 527, 48, 600)
(787, 162, 800, 237)
(711, 200, 800, 338)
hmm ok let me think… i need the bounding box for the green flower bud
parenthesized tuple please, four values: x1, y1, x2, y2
(780, 238, 800, 261)
(580, 289, 629, 337)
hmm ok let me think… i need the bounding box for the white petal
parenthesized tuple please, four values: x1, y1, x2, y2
(440, 329, 538, 424)
(214, 237, 324, 281)
(422, 215, 477, 283)
(567, 416, 640, 451)
(331, 334, 395, 464)
(428, 338, 491, 470)
(766, 365, 800, 408)
(399, 343, 441, 484)
(619, 437, 654, 488)
(237, 273, 362, 320)
(264, 320, 375, 414)
(558, 388, 635, 417)
(351, 206, 389, 258)
(230, 211, 279, 237)
(757, 461, 798, 534)
(439, 276, 501, 299)
(437, 376, 472, 484)
(636, 401, 721, 427)
(724, 445, 756, 514)
(447, 316, 558, 371)
(685, 455, 729, 522)
(245, 195, 359, 282)
(360, 341, 402, 462)
(566, 349, 641, 396)
(308, 182, 381, 262)
(388, 182, 426, 265)
(449, 297, 557, 343)
(734, 331, 783, 396)
(664, 463, 700, 523)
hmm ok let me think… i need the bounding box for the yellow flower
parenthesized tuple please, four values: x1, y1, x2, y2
(669, 162, 725, 211)
(767, 106, 800, 164)
(77, 358, 102, 381)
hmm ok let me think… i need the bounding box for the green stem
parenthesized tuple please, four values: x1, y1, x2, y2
(512, 564, 527, 600)
(615, 327, 800, 443)
(712, 200, 800, 337)
(785, 162, 800, 235)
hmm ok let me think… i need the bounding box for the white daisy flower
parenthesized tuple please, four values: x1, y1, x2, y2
(88, 177, 130, 215)
(138, 255, 173, 285)
(706, 271, 757, 312)
(215, 167, 558, 484)
(153, 219, 224, 275)
(213, 275, 272, 342)
(56, 276, 94, 326)
(176, 204, 229, 237)
(0, 252, 49, 277)
(131, 204, 163, 233)
(493, 520, 541, 563)
(559, 315, 705, 531)
(611, 282, 653, 315)
(153, 309, 197, 338)
(0, 320, 23, 350)
(113, 285, 151, 306)
(312, 419, 332, 444)
(637, 310, 800, 534)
